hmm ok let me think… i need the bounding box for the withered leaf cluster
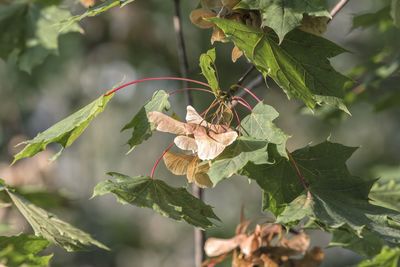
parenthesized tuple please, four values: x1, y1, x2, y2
(203, 222, 324, 267)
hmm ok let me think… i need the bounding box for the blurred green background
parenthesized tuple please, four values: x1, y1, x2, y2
(0, 0, 399, 266)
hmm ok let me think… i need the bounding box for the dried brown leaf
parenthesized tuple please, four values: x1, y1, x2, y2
(190, 8, 216, 29)
(280, 233, 310, 254)
(231, 46, 243, 62)
(260, 254, 279, 267)
(239, 233, 260, 257)
(291, 247, 324, 267)
(211, 27, 227, 44)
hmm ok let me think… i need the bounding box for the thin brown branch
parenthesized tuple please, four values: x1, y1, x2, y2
(173, 0, 193, 105)
(172, 1, 205, 266)
(237, 65, 255, 86)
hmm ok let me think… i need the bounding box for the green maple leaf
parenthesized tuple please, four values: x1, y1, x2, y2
(243, 141, 400, 245)
(199, 48, 219, 95)
(13, 94, 114, 164)
(239, 0, 330, 42)
(122, 90, 170, 151)
(0, 234, 52, 267)
(93, 172, 220, 229)
(0, 1, 82, 72)
(330, 229, 384, 257)
(208, 102, 288, 185)
(210, 18, 351, 111)
(208, 138, 270, 185)
(357, 246, 400, 267)
(369, 165, 400, 212)
(7, 191, 108, 252)
(60, 0, 137, 27)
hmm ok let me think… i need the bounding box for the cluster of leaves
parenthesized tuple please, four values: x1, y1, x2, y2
(0, 0, 81, 73)
(3, 0, 400, 266)
(0, 179, 108, 266)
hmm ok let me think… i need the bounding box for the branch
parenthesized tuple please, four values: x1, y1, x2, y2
(173, 0, 193, 105)
(329, 0, 350, 18)
(172, 1, 205, 266)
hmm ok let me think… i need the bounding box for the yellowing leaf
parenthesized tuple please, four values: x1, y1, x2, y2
(199, 48, 220, 94)
(231, 45, 243, 62)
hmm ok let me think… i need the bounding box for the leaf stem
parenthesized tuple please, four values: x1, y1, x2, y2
(150, 142, 175, 178)
(232, 96, 253, 111)
(234, 84, 262, 103)
(104, 77, 211, 96)
(169, 87, 214, 96)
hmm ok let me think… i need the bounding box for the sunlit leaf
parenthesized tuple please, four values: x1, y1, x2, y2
(243, 141, 400, 246)
(0, 234, 52, 267)
(208, 138, 269, 185)
(240, 102, 288, 156)
(358, 246, 400, 267)
(239, 0, 330, 42)
(7, 191, 108, 252)
(122, 90, 170, 151)
(210, 18, 351, 110)
(199, 48, 219, 94)
(93, 172, 220, 229)
(60, 0, 137, 28)
(13, 94, 114, 164)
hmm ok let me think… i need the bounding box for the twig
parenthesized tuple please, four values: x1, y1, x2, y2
(329, 0, 350, 18)
(172, 1, 205, 266)
(237, 65, 255, 86)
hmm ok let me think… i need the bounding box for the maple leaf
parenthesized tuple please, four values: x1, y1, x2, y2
(238, 0, 330, 42)
(0, 234, 52, 267)
(0, 1, 82, 72)
(7, 190, 108, 252)
(122, 90, 170, 151)
(93, 172, 220, 229)
(210, 18, 351, 111)
(243, 141, 400, 247)
(207, 102, 288, 186)
(148, 105, 238, 160)
(13, 94, 114, 164)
